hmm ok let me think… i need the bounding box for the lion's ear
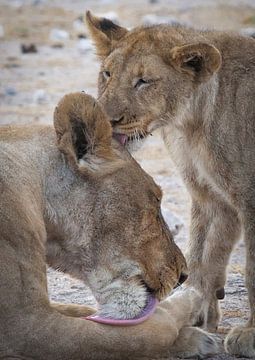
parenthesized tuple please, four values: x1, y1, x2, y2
(54, 92, 122, 176)
(170, 43, 222, 82)
(85, 10, 128, 58)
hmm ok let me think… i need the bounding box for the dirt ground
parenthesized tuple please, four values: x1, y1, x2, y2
(1, 0, 255, 359)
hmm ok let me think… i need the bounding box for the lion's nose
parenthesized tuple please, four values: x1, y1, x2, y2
(178, 272, 188, 285)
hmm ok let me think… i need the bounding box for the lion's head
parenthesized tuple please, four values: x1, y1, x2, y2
(50, 93, 187, 320)
(86, 11, 222, 150)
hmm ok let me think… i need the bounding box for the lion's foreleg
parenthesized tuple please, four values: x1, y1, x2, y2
(157, 288, 220, 358)
(169, 326, 221, 358)
(50, 302, 96, 317)
(186, 197, 240, 330)
(224, 209, 255, 358)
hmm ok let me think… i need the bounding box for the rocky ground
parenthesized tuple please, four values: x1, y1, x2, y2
(1, 0, 255, 359)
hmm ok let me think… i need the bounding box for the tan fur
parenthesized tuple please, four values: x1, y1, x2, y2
(86, 11, 255, 357)
(0, 92, 219, 359)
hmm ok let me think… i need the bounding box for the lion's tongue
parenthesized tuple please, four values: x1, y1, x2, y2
(113, 133, 128, 146)
(85, 294, 158, 326)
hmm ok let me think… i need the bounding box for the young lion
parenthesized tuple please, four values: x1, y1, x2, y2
(86, 11, 255, 358)
(0, 92, 219, 359)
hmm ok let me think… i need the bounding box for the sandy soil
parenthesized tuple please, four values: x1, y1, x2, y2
(1, 0, 255, 358)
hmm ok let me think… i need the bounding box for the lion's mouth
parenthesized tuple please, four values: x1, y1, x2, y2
(85, 293, 158, 326)
(113, 132, 146, 146)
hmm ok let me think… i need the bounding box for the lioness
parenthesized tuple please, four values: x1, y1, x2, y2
(86, 11, 255, 358)
(0, 92, 219, 359)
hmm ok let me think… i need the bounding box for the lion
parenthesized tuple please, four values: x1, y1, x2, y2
(0, 92, 220, 359)
(86, 11, 255, 358)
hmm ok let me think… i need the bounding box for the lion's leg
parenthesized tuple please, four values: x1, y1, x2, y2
(159, 287, 220, 358)
(224, 209, 255, 358)
(10, 306, 191, 360)
(50, 302, 96, 317)
(170, 326, 222, 359)
(186, 198, 241, 331)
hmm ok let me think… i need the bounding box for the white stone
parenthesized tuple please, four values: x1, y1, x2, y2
(161, 207, 183, 236)
(240, 27, 255, 38)
(33, 89, 48, 104)
(76, 39, 93, 54)
(73, 18, 87, 35)
(49, 28, 69, 42)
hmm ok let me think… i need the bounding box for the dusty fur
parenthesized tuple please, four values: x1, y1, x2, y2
(87, 11, 255, 358)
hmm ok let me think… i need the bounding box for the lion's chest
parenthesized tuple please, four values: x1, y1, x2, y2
(161, 125, 230, 204)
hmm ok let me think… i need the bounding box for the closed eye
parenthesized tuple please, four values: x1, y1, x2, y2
(102, 70, 111, 80)
(134, 78, 151, 90)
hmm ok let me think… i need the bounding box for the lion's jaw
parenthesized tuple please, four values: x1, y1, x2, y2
(87, 266, 150, 319)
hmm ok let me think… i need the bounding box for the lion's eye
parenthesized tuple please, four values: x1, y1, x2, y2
(102, 71, 111, 80)
(134, 78, 150, 90)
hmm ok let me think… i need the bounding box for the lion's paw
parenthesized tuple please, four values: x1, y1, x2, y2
(224, 326, 255, 358)
(171, 326, 221, 359)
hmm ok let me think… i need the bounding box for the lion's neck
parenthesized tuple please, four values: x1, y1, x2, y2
(163, 73, 219, 134)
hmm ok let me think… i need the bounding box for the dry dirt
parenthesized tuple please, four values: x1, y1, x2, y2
(1, 0, 255, 359)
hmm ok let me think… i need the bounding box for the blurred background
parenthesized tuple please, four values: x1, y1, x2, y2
(1, 0, 255, 354)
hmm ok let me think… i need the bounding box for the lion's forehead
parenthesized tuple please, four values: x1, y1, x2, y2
(104, 49, 166, 80)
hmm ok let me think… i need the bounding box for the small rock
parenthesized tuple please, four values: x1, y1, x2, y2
(240, 27, 255, 38)
(33, 89, 48, 104)
(0, 25, 4, 38)
(161, 207, 183, 236)
(73, 17, 87, 36)
(76, 38, 93, 54)
(5, 87, 17, 96)
(4, 56, 20, 68)
(51, 43, 64, 49)
(77, 34, 87, 39)
(4, 63, 20, 69)
(142, 14, 179, 26)
(49, 28, 69, 42)
(21, 43, 38, 54)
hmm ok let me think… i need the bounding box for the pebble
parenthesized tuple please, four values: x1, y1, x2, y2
(142, 14, 180, 26)
(5, 87, 17, 96)
(21, 43, 38, 54)
(161, 207, 183, 236)
(33, 89, 48, 104)
(49, 28, 70, 42)
(76, 38, 93, 54)
(240, 27, 255, 38)
(73, 17, 87, 37)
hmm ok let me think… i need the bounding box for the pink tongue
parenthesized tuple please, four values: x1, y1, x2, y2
(84, 295, 158, 326)
(113, 133, 128, 146)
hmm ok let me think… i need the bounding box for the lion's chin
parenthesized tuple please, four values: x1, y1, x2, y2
(85, 293, 158, 326)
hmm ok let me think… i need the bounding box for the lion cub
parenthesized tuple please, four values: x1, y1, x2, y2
(86, 11, 255, 358)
